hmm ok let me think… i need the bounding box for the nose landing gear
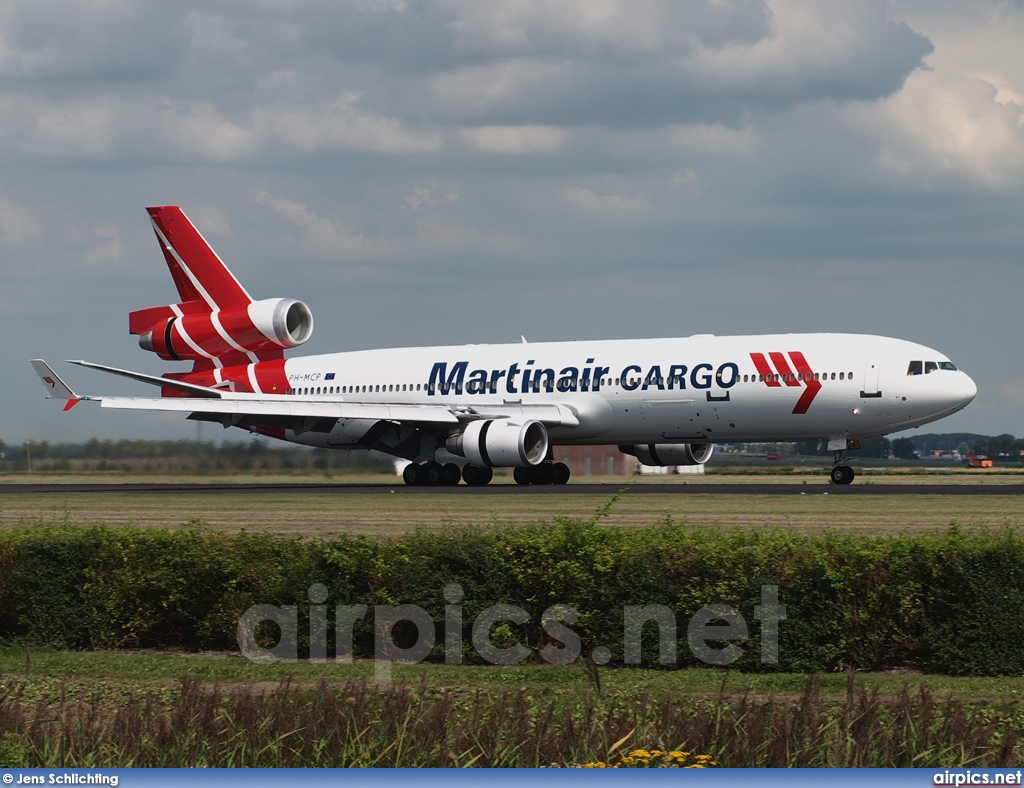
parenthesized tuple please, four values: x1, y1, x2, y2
(830, 465, 855, 485)
(830, 449, 855, 485)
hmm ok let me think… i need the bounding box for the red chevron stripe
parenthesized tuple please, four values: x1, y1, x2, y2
(769, 352, 801, 387)
(787, 351, 822, 414)
(750, 353, 781, 387)
(751, 350, 822, 414)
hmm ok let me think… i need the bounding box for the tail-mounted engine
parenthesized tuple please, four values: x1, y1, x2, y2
(134, 298, 313, 362)
(446, 419, 549, 468)
(619, 443, 715, 466)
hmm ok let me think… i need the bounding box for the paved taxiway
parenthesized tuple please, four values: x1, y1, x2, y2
(1, 483, 1021, 496)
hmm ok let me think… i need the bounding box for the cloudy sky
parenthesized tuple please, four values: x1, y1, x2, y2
(2, 0, 1022, 445)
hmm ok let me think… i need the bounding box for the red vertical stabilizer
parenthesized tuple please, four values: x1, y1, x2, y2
(145, 206, 252, 310)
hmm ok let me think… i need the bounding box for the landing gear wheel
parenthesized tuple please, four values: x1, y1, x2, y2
(402, 463, 423, 486)
(443, 463, 462, 486)
(425, 461, 446, 486)
(830, 465, 855, 485)
(462, 465, 493, 486)
(535, 463, 556, 485)
(513, 463, 566, 486)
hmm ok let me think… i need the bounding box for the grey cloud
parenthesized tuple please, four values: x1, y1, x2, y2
(297, 1, 928, 126)
(419, 3, 931, 127)
(125, 1, 927, 129)
(0, 91, 442, 165)
(426, 0, 772, 63)
(0, 1, 933, 154)
(299, 0, 770, 69)
(0, 1, 188, 82)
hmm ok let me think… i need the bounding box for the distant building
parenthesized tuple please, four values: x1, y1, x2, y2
(553, 445, 705, 477)
(554, 445, 639, 477)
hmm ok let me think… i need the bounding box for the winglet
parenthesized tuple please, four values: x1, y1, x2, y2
(29, 359, 81, 409)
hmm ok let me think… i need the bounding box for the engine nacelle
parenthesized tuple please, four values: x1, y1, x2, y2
(619, 443, 715, 467)
(139, 298, 313, 361)
(446, 420, 549, 468)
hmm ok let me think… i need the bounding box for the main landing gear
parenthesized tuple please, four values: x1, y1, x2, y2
(514, 461, 571, 486)
(830, 450, 856, 485)
(461, 464, 494, 487)
(402, 462, 495, 486)
(401, 460, 571, 487)
(403, 461, 462, 487)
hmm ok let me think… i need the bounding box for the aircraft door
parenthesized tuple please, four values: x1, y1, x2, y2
(861, 361, 881, 398)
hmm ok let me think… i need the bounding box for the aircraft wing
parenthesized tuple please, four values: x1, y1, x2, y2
(92, 394, 578, 428)
(94, 395, 462, 425)
(29, 359, 579, 428)
(65, 359, 224, 397)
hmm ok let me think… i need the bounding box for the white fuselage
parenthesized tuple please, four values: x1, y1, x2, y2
(276, 332, 977, 449)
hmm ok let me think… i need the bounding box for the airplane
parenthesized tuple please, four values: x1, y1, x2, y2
(31, 206, 978, 486)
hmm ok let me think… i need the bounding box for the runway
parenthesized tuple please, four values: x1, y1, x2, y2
(2, 482, 1021, 496)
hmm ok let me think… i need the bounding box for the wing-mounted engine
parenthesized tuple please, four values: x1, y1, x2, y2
(619, 443, 715, 466)
(134, 297, 313, 362)
(446, 419, 549, 468)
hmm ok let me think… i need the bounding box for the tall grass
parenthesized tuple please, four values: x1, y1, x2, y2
(0, 676, 1019, 767)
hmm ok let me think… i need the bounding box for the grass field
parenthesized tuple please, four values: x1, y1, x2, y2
(2, 475, 1023, 536)
(5, 647, 1024, 700)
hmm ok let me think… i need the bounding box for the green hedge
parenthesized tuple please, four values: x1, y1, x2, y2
(0, 517, 1021, 675)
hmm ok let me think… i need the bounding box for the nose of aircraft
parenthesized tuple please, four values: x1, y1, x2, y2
(958, 372, 978, 409)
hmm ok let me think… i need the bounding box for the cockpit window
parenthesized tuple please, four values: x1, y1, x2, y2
(924, 361, 938, 374)
(939, 361, 957, 371)
(907, 361, 923, 376)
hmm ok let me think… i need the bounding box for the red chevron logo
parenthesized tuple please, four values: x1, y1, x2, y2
(749, 351, 822, 414)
